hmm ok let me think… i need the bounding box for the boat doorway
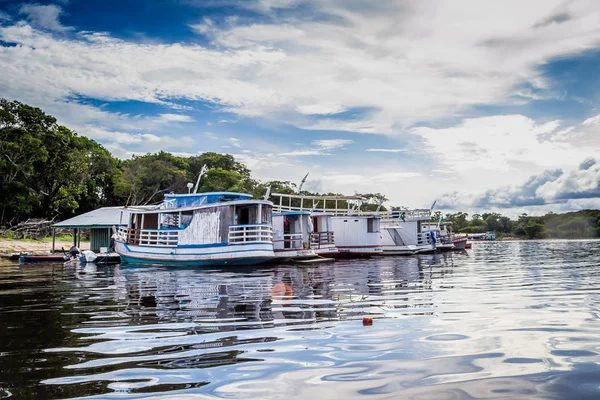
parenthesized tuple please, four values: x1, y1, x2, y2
(284, 216, 291, 248)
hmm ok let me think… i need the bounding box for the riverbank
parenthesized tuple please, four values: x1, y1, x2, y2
(0, 238, 90, 254)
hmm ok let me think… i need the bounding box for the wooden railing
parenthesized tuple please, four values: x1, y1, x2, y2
(228, 224, 273, 244)
(310, 231, 334, 248)
(120, 227, 180, 246)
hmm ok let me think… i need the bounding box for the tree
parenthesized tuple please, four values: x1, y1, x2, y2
(199, 168, 256, 193)
(524, 221, 545, 239)
(114, 152, 188, 205)
(0, 99, 120, 224)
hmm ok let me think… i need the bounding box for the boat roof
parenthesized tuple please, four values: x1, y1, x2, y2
(272, 193, 364, 201)
(165, 191, 253, 199)
(273, 210, 312, 216)
(125, 198, 272, 214)
(52, 206, 141, 229)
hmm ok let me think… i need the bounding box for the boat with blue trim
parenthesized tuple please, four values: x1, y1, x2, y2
(114, 192, 275, 266)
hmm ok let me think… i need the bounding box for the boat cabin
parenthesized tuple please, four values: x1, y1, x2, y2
(310, 212, 337, 255)
(272, 211, 316, 258)
(121, 192, 273, 247)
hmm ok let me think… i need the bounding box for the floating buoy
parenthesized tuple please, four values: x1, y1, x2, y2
(363, 317, 373, 326)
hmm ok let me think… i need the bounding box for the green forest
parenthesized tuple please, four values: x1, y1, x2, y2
(2, 99, 599, 239)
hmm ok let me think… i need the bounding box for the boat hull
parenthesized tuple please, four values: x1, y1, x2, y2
(115, 241, 274, 266)
(382, 245, 419, 256)
(273, 248, 317, 260)
(417, 244, 437, 254)
(453, 238, 468, 250)
(334, 246, 383, 258)
(20, 255, 66, 263)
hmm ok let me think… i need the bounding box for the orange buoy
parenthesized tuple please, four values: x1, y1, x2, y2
(362, 317, 373, 326)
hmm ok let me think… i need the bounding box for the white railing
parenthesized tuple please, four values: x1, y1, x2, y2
(417, 231, 433, 246)
(379, 209, 431, 221)
(273, 204, 361, 216)
(228, 224, 273, 244)
(273, 202, 431, 220)
(274, 233, 303, 249)
(120, 228, 180, 246)
(310, 231, 335, 248)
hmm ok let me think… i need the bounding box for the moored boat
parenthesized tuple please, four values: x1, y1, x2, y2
(272, 211, 317, 260)
(452, 236, 468, 250)
(115, 192, 275, 266)
(379, 209, 436, 254)
(271, 193, 382, 257)
(19, 254, 66, 263)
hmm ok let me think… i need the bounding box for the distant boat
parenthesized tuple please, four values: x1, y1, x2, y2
(452, 236, 468, 250)
(114, 192, 275, 266)
(379, 209, 436, 254)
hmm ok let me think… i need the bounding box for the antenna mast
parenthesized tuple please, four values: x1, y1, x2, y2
(193, 164, 209, 194)
(297, 172, 309, 193)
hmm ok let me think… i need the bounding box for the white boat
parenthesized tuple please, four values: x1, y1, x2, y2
(379, 209, 436, 254)
(422, 221, 458, 251)
(272, 211, 317, 260)
(309, 212, 338, 256)
(272, 193, 382, 257)
(331, 214, 382, 257)
(114, 192, 275, 266)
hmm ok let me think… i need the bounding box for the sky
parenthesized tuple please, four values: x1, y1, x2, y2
(1, 0, 600, 216)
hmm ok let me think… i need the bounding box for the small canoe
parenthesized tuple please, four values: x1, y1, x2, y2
(0, 253, 20, 261)
(20, 254, 66, 263)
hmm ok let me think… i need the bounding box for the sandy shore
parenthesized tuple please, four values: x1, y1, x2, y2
(0, 239, 90, 254)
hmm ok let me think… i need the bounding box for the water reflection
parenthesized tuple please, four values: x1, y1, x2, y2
(1, 240, 600, 399)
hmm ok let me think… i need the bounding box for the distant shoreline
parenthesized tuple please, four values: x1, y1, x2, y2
(0, 238, 90, 254)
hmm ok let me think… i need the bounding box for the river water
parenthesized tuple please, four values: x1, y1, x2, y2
(1, 240, 600, 399)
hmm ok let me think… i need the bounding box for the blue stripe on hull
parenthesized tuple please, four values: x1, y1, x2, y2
(119, 255, 272, 266)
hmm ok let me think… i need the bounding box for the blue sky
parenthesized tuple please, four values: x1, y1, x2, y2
(1, 0, 600, 215)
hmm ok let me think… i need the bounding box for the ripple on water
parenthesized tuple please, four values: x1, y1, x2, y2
(1, 240, 600, 398)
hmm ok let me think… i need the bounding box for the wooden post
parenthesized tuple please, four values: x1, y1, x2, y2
(73, 228, 77, 246)
(257, 204, 262, 225)
(77, 229, 81, 248)
(51, 229, 56, 253)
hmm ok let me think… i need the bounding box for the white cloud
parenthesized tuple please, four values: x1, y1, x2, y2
(280, 149, 322, 156)
(582, 113, 600, 126)
(437, 158, 600, 212)
(0, 11, 11, 22)
(228, 137, 242, 148)
(312, 139, 353, 149)
(155, 113, 195, 123)
(366, 148, 408, 153)
(410, 114, 595, 172)
(19, 4, 71, 32)
(3, 1, 600, 134)
(321, 171, 421, 185)
(278, 138, 352, 156)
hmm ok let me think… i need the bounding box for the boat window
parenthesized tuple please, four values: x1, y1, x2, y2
(235, 206, 258, 225)
(142, 213, 158, 229)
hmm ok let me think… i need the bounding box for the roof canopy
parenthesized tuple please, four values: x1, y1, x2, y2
(52, 207, 130, 229)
